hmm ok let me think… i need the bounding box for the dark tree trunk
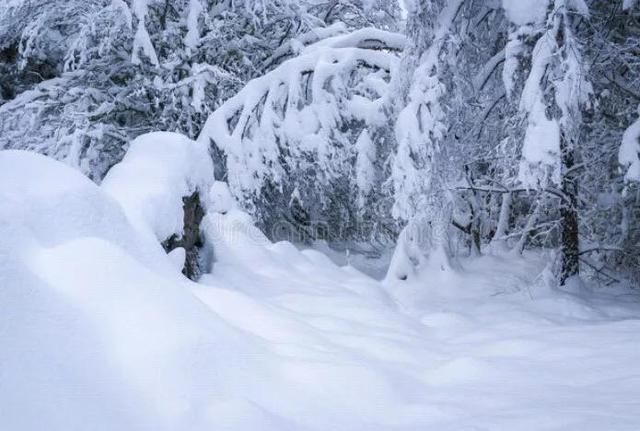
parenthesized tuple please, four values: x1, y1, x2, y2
(162, 191, 205, 280)
(559, 131, 579, 285)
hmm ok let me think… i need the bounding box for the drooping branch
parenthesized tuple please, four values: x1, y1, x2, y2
(198, 28, 403, 205)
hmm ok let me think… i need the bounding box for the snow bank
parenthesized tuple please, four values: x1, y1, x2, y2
(102, 131, 214, 244)
(0, 150, 170, 274)
(0, 150, 431, 431)
(0, 150, 260, 430)
(3, 150, 640, 430)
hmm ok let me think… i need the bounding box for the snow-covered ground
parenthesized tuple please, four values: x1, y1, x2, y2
(2, 146, 640, 431)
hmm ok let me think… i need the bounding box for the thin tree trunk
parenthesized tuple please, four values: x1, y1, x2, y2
(559, 132, 580, 285)
(513, 196, 540, 255)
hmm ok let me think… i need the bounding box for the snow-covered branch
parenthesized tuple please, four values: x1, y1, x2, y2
(198, 28, 403, 207)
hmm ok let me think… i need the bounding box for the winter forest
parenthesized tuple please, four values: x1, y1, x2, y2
(2, 0, 640, 429)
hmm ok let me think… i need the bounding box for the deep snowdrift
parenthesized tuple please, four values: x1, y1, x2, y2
(0, 149, 268, 431)
(2, 144, 640, 430)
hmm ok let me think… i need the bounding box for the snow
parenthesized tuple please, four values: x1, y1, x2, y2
(3, 149, 640, 430)
(302, 27, 406, 53)
(131, 0, 159, 66)
(0, 150, 171, 274)
(354, 129, 376, 205)
(208, 180, 235, 214)
(0, 150, 197, 430)
(624, 0, 639, 10)
(184, 0, 203, 51)
(619, 106, 640, 182)
(517, 26, 562, 187)
(518, 98, 561, 187)
(502, 0, 549, 26)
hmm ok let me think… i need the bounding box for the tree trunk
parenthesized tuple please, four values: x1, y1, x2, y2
(492, 192, 511, 250)
(513, 196, 540, 255)
(162, 191, 206, 280)
(559, 132, 579, 285)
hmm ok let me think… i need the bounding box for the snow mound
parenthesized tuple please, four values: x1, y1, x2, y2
(0, 150, 261, 430)
(0, 150, 169, 273)
(102, 131, 214, 243)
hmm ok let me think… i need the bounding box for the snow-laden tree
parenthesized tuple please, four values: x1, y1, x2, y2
(515, 1, 590, 186)
(510, 0, 592, 284)
(578, 1, 640, 284)
(385, 0, 640, 286)
(0, 1, 141, 178)
(0, 0, 100, 102)
(386, 0, 526, 276)
(385, 0, 465, 275)
(2, 0, 639, 288)
(0, 0, 397, 180)
(307, 0, 401, 30)
(488, 0, 640, 284)
(198, 27, 404, 241)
